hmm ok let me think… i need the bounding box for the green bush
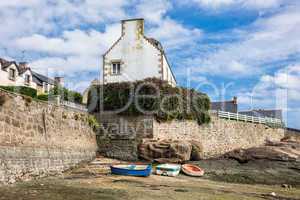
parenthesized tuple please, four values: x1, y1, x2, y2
(37, 94, 49, 101)
(88, 78, 211, 125)
(88, 115, 100, 130)
(0, 86, 37, 98)
(49, 85, 83, 104)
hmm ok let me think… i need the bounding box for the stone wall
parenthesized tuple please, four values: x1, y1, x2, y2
(0, 89, 98, 184)
(284, 128, 300, 143)
(95, 114, 153, 161)
(96, 114, 284, 160)
(153, 115, 284, 158)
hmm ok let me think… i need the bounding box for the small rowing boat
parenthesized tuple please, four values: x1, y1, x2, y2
(155, 164, 181, 177)
(110, 164, 152, 177)
(181, 164, 204, 177)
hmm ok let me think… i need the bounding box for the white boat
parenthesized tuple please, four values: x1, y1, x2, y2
(155, 164, 181, 177)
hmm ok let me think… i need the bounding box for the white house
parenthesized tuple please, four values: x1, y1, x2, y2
(0, 58, 37, 89)
(103, 18, 177, 86)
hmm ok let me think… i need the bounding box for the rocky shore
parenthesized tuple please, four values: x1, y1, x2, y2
(1, 137, 299, 200)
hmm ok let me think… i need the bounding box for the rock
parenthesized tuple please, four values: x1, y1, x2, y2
(282, 184, 292, 189)
(270, 192, 276, 197)
(223, 141, 300, 163)
(154, 158, 182, 164)
(190, 141, 204, 161)
(139, 140, 192, 163)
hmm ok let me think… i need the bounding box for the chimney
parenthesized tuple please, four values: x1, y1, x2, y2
(121, 18, 144, 39)
(55, 76, 64, 86)
(233, 96, 237, 105)
(19, 62, 29, 70)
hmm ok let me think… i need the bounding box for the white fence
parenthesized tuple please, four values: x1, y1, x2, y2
(51, 96, 88, 112)
(61, 101, 88, 112)
(217, 111, 283, 127)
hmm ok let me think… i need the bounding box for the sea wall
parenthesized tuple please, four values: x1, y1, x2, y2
(0, 89, 98, 184)
(153, 115, 284, 158)
(96, 113, 284, 160)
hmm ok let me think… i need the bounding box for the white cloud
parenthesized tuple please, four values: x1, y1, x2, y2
(241, 0, 283, 9)
(191, 0, 235, 9)
(188, 0, 285, 10)
(14, 23, 122, 75)
(0, 0, 129, 45)
(133, 0, 203, 51)
(0, 0, 39, 7)
(148, 18, 203, 50)
(237, 64, 300, 110)
(15, 24, 121, 57)
(135, 0, 171, 23)
(182, 4, 300, 78)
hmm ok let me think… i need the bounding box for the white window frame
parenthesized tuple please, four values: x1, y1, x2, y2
(25, 74, 31, 85)
(42, 82, 48, 93)
(112, 62, 121, 75)
(9, 68, 16, 81)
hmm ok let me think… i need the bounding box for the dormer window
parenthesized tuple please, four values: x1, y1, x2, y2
(9, 68, 16, 81)
(25, 74, 30, 85)
(112, 62, 121, 75)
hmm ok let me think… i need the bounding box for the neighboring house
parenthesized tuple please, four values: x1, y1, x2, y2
(0, 58, 37, 89)
(211, 97, 238, 113)
(239, 109, 283, 120)
(32, 71, 55, 94)
(103, 18, 176, 86)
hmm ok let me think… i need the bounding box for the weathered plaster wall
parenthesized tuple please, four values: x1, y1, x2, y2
(96, 114, 284, 160)
(0, 90, 98, 184)
(103, 19, 176, 86)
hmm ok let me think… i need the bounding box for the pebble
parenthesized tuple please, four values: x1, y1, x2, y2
(270, 192, 276, 197)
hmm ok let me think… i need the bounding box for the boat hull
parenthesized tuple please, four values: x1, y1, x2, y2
(110, 164, 152, 177)
(155, 164, 181, 177)
(182, 164, 204, 177)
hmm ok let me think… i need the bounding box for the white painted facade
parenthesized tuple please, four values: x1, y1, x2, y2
(0, 61, 37, 89)
(103, 19, 176, 86)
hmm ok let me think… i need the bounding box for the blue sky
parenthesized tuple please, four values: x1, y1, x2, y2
(0, 0, 299, 129)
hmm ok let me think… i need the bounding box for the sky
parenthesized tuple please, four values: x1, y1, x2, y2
(0, 0, 299, 129)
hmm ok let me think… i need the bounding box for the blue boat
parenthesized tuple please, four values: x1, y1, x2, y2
(110, 164, 152, 177)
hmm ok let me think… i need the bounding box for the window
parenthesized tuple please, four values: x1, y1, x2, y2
(9, 68, 16, 81)
(42, 82, 49, 93)
(25, 75, 30, 85)
(112, 62, 121, 75)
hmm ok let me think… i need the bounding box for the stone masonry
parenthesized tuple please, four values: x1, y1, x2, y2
(0, 89, 98, 184)
(96, 113, 284, 160)
(152, 115, 284, 158)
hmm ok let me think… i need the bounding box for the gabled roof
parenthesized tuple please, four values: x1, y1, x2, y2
(32, 71, 55, 86)
(17, 62, 31, 75)
(102, 19, 177, 85)
(0, 58, 31, 75)
(146, 37, 164, 51)
(0, 58, 18, 71)
(144, 36, 177, 84)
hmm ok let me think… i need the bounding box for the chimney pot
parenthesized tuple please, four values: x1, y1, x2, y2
(55, 77, 64, 86)
(233, 96, 237, 104)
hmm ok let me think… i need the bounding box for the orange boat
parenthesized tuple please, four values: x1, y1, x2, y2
(182, 164, 204, 177)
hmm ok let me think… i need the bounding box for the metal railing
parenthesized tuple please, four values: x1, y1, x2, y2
(217, 111, 283, 127)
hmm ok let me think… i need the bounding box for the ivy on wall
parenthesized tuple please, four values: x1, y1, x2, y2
(88, 78, 211, 125)
(0, 86, 37, 98)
